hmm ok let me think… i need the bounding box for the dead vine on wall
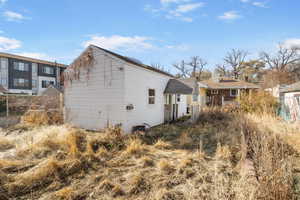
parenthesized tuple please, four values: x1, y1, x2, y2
(63, 47, 95, 86)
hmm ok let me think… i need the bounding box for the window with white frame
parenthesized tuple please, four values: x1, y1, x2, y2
(230, 89, 238, 97)
(1, 79, 7, 85)
(13, 62, 29, 71)
(148, 89, 155, 104)
(42, 66, 54, 75)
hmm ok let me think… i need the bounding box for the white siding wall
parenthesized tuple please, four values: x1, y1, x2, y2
(123, 64, 171, 132)
(64, 47, 126, 131)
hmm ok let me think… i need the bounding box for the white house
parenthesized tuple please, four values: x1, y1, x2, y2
(280, 81, 300, 121)
(64, 45, 194, 133)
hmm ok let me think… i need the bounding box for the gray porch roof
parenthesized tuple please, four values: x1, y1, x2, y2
(164, 79, 193, 94)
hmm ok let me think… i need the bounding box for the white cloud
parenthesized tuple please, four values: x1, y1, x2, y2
(0, 0, 7, 4)
(160, 0, 190, 5)
(166, 44, 190, 51)
(0, 30, 4, 34)
(218, 11, 241, 20)
(252, 2, 267, 8)
(0, 36, 21, 51)
(282, 38, 300, 49)
(175, 3, 205, 13)
(16, 52, 54, 61)
(240, 0, 249, 2)
(4, 11, 26, 21)
(83, 35, 154, 51)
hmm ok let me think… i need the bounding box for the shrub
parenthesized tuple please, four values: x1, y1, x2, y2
(238, 90, 279, 114)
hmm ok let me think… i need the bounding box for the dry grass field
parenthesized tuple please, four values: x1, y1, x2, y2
(0, 109, 300, 200)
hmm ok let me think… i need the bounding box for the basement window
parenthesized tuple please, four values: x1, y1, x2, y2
(148, 89, 155, 104)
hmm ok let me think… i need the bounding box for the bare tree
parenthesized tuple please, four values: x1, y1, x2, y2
(173, 60, 190, 78)
(260, 44, 300, 72)
(187, 56, 207, 78)
(224, 49, 249, 79)
(215, 63, 227, 77)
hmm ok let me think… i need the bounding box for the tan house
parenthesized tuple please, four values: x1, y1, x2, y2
(183, 77, 260, 107)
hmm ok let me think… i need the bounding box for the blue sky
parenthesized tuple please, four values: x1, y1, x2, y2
(0, 0, 299, 73)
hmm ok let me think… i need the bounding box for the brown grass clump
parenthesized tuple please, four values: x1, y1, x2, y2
(123, 138, 147, 156)
(54, 186, 75, 200)
(178, 132, 193, 149)
(215, 143, 232, 160)
(129, 174, 151, 195)
(0, 159, 27, 172)
(112, 185, 125, 197)
(140, 156, 154, 167)
(99, 179, 115, 192)
(21, 110, 63, 126)
(0, 137, 14, 151)
(6, 157, 60, 196)
(158, 160, 175, 174)
(154, 139, 172, 150)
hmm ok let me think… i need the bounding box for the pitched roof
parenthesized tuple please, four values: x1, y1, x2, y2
(90, 45, 174, 78)
(0, 52, 67, 68)
(164, 79, 193, 94)
(280, 81, 300, 93)
(199, 78, 260, 89)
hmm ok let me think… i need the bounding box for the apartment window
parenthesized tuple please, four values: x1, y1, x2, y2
(230, 89, 238, 97)
(211, 90, 218, 94)
(13, 78, 29, 87)
(148, 89, 155, 104)
(13, 61, 29, 71)
(42, 66, 54, 75)
(1, 60, 7, 70)
(42, 80, 54, 88)
(32, 80, 37, 88)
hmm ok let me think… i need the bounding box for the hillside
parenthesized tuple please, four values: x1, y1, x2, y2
(0, 109, 299, 200)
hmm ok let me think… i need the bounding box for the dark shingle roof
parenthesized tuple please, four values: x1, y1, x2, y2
(164, 79, 193, 94)
(280, 81, 300, 93)
(91, 45, 174, 78)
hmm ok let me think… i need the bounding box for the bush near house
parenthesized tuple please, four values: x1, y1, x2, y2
(238, 90, 279, 114)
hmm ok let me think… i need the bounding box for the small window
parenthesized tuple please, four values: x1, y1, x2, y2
(230, 89, 238, 97)
(32, 65, 37, 73)
(211, 90, 218, 94)
(148, 89, 155, 104)
(43, 66, 54, 75)
(177, 94, 181, 102)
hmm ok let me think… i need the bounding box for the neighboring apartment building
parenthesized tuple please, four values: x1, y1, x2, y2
(0, 52, 67, 95)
